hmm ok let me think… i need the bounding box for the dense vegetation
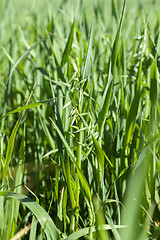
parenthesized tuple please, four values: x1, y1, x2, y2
(0, 0, 160, 239)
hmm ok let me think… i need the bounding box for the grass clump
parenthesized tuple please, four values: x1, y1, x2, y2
(0, 0, 160, 239)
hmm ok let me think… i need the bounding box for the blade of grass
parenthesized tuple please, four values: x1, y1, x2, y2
(0, 191, 60, 240)
(93, 197, 110, 240)
(49, 117, 92, 204)
(112, 0, 118, 23)
(2, 118, 21, 183)
(149, 53, 158, 202)
(78, 112, 104, 185)
(124, 59, 142, 147)
(61, 21, 75, 68)
(47, 32, 65, 82)
(82, 19, 94, 80)
(8, 35, 49, 79)
(64, 224, 127, 240)
(98, 0, 126, 138)
(98, 63, 113, 138)
(120, 147, 149, 240)
(0, 102, 43, 120)
(111, 0, 126, 75)
(2, 81, 40, 183)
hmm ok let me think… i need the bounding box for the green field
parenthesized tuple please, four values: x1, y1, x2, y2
(0, 0, 160, 239)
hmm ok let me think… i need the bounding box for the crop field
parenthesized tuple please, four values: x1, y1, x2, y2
(1, 0, 160, 239)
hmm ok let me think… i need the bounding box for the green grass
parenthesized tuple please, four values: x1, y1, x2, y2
(0, 0, 160, 239)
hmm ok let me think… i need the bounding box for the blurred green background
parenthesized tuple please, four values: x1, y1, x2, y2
(0, 0, 159, 24)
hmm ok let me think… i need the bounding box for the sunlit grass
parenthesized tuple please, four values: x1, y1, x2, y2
(0, 0, 160, 239)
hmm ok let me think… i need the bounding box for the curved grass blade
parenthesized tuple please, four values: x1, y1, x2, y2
(0, 102, 43, 120)
(0, 191, 59, 240)
(0, 97, 63, 120)
(9, 35, 49, 80)
(64, 224, 127, 240)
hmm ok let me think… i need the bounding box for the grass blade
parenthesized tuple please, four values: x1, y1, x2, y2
(78, 112, 104, 185)
(111, 0, 126, 75)
(82, 19, 94, 80)
(9, 35, 49, 79)
(124, 59, 142, 147)
(49, 117, 92, 203)
(0, 102, 43, 120)
(2, 118, 21, 182)
(0, 191, 59, 240)
(61, 21, 75, 68)
(98, 63, 113, 137)
(47, 32, 65, 82)
(64, 224, 126, 240)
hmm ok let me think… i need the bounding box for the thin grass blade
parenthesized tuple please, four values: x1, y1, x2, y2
(82, 19, 94, 80)
(111, 0, 126, 75)
(0, 102, 43, 120)
(9, 35, 49, 79)
(61, 21, 75, 68)
(2, 118, 21, 182)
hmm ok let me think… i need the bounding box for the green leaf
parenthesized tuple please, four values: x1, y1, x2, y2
(0, 192, 59, 240)
(120, 158, 148, 240)
(49, 117, 92, 203)
(78, 113, 104, 183)
(135, 133, 160, 170)
(64, 224, 126, 240)
(47, 33, 65, 82)
(2, 119, 21, 182)
(0, 102, 43, 120)
(124, 59, 142, 147)
(29, 216, 37, 240)
(146, 25, 157, 57)
(98, 63, 113, 137)
(97, 0, 126, 137)
(82, 19, 94, 80)
(111, 0, 126, 75)
(61, 21, 75, 68)
(150, 54, 158, 106)
(112, 0, 118, 22)
(9, 35, 49, 80)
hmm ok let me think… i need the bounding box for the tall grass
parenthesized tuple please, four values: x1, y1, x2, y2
(0, 0, 160, 239)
